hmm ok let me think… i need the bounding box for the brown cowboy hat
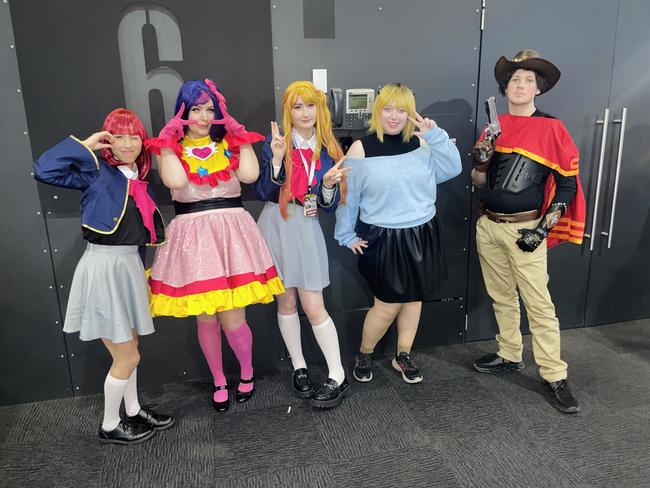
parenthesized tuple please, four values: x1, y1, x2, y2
(494, 49, 561, 94)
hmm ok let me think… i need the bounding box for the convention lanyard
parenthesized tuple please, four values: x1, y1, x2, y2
(297, 144, 317, 193)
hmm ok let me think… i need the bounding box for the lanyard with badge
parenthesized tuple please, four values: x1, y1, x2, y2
(297, 146, 318, 217)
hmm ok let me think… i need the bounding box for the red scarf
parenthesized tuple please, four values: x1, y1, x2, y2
(493, 113, 586, 247)
(290, 148, 321, 203)
(128, 179, 157, 243)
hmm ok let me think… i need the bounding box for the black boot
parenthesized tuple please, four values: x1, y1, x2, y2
(547, 379, 580, 414)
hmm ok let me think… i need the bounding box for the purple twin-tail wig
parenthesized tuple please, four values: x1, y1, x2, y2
(175, 79, 227, 141)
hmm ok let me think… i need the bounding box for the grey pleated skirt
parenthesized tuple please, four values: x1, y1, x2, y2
(64, 243, 155, 343)
(257, 202, 329, 291)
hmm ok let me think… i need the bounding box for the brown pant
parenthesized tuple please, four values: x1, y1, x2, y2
(476, 216, 567, 382)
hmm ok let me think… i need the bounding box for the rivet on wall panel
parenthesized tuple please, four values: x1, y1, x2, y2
(10, 44, 14, 49)
(60, 355, 64, 358)
(54, 320, 59, 324)
(59, 285, 63, 289)
(471, 83, 475, 87)
(49, 286, 53, 289)
(54, 249, 58, 252)
(70, 353, 75, 357)
(30, 171, 34, 176)
(274, 46, 278, 50)
(75, 387, 79, 390)
(24, 131, 27, 135)
(36, 211, 40, 215)
(272, 4, 276, 8)
(17, 88, 21, 93)
(43, 249, 47, 253)
(474, 46, 478, 50)
(53, 195, 58, 200)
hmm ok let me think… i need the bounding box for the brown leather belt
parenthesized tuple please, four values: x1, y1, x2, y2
(480, 203, 540, 224)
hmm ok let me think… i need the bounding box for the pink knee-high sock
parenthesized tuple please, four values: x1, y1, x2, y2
(197, 318, 228, 403)
(223, 321, 254, 393)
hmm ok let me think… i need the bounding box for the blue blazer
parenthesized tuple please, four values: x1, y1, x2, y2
(34, 136, 165, 244)
(252, 135, 340, 213)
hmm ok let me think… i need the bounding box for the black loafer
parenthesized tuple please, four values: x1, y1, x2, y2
(292, 368, 313, 399)
(98, 420, 155, 445)
(212, 385, 229, 412)
(127, 407, 175, 431)
(311, 378, 349, 409)
(235, 377, 255, 403)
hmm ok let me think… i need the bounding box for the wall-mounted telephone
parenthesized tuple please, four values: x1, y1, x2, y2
(329, 87, 375, 130)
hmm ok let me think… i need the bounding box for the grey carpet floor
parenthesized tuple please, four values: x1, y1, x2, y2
(1, 319, 649, 488)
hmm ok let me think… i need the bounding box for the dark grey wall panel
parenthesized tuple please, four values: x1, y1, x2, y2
(585, 0, 650, 325)
(467, 0, 620, 341)
(0, 2, 71, 405)
(11, 0, 276, 210)
(270, 0, 482, 349)
(7, 0, 281, 401)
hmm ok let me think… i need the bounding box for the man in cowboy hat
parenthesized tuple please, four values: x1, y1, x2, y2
(471, 50, 586, 414)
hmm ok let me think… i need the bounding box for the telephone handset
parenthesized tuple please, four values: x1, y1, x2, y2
(329, 87, 375, 130)
(329, 87, 344, 128)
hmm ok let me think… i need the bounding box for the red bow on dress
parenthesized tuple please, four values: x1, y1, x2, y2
(128, 179, 157, 243)
(290, 148, 321, 203)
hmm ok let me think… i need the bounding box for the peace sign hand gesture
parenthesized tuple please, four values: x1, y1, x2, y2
(269, 121, 286, 162)
(322, 156, 351, 189)
(81, 131, 115, 151)
(408, 111, 437, 137)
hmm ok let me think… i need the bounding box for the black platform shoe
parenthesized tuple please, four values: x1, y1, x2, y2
(98, 420, 155, 445)
(127, 407, 175, 431)
(311, 378, 349, 409)
(292, 368, 314, 399)
(235, 377, 255, 403)
(212, 385, 230, 412)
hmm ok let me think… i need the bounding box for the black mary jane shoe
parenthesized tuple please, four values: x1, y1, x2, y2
(127, 407, 176, 431)
(212, 385, 230, 412)
(292, 368, 314, 399)
(235, 377, 255, 403)
(98, 420, 155, 445)
(311, 378, 350, 409)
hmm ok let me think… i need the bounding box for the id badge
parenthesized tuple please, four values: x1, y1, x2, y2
(303, 193, 317, 216)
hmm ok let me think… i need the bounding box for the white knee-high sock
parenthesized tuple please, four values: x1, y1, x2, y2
(102, 373, 128, 431)
(123, 368, 141, 417)
(312, 316, 345, 384)
(278, 312, 307, 370)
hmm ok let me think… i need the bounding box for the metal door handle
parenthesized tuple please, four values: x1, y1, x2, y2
(589, 108, 610, 251)
(602, 108, 627, 249)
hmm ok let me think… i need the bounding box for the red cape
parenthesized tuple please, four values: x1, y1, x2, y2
(489, 113, 586, 247)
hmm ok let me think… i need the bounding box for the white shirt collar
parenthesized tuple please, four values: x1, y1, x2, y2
(118, 165, 139, 180)
(291, 128, 317, 151)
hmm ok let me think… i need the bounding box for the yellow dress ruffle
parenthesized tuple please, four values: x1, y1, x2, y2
(149, 276, 285, 318)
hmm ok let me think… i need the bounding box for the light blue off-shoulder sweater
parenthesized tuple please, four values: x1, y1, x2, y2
(334, 127, 462, 247)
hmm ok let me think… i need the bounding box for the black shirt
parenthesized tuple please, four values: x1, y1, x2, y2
(360, 132, 420, 157)
(83, 196, 151, 245)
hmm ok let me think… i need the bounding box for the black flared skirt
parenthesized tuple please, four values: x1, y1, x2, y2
(356, 215, 447, 303)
